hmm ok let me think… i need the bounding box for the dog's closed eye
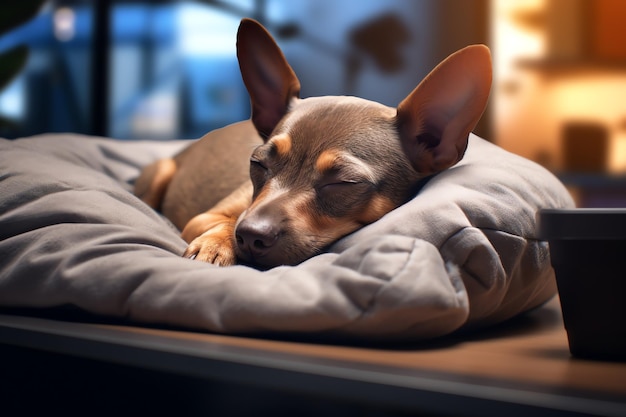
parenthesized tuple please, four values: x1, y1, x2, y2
(318, 176, 370, 193)
(321, 178, 361, 187)
(318, 178, 372, 199)
(250, 157, 268, 171)
(249, 157, 270, 191)
(315, 161, 376, 217)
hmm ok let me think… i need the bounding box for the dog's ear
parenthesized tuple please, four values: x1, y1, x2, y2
(396, 45, 492, 175)
(237, 18, 301, 139)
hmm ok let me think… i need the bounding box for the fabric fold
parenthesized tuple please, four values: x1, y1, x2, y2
(0, 133, 574, 340)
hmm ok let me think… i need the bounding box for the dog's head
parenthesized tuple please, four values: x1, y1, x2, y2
(233, 18, 492, 268)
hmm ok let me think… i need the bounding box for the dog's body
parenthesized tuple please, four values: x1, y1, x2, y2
(134, 18, 492, 268)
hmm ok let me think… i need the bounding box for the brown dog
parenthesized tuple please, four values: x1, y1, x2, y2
(134, 18, 492, 268)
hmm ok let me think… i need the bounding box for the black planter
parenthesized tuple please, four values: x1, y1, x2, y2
(537, 208, 626, 361)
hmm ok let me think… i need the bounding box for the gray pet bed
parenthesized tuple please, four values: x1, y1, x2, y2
(0, 132, 573, 340)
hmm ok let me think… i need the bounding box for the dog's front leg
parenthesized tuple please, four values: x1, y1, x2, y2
(181, 181, 252, 266)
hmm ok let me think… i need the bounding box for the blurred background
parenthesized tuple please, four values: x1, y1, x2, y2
(1, 0, 625, 206)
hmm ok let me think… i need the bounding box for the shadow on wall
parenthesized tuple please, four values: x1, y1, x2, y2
(275, 0, 490, 139)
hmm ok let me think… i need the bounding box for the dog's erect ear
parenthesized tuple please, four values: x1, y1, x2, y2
(237, 18, 301, 139)
(396, 45, 492, 175)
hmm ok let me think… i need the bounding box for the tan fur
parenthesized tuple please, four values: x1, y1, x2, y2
(181, 181, 253, 265)
(134, 158, 177, 211)
(315, 149, 339, 174)
(357, 194, 398, 225)
(269, 134, 292, 157)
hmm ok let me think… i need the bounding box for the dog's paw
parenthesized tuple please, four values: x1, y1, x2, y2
(183, 234, 237, 266)
(182, 215, 237, 266)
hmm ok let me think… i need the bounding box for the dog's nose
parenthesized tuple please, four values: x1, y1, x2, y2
(235, 218, 279, 260)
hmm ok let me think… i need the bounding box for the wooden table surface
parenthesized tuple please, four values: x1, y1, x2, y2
(1, 297, 625, 416)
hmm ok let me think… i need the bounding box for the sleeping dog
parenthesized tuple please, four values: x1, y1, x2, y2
(134, 18, 492, 268)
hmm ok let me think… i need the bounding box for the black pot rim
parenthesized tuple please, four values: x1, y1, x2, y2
(537, 208, 626, 240)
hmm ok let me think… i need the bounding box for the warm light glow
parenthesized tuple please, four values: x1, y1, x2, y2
(491, 0, 550, 164)
(549, 75, 626, 171)
(551, 75, 626, 120)
(611, 134, 626, 172)
(491, 0, 626, 174)
(491, 0, 546, 81)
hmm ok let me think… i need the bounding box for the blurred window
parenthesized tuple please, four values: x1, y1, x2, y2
(0, 1, 252, 140)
